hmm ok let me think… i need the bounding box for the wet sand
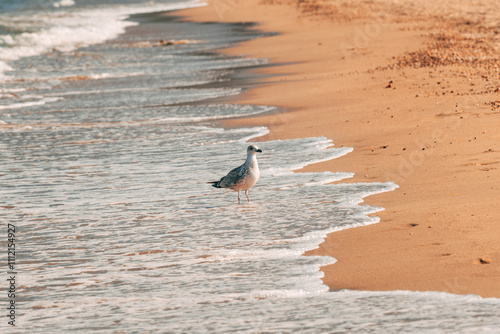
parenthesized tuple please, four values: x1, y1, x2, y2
(176, 0, 500, 298)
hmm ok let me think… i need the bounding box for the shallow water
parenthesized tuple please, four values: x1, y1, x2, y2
(1, 1, 499, 332)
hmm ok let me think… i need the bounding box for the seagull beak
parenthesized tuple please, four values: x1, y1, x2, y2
(256, 149, 262, 153)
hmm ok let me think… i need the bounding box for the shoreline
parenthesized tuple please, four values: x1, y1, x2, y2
(175, 0, 500, 298)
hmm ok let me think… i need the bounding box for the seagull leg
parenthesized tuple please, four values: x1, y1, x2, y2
(237, 191, 241, 205)
(245, 190, 250, 202)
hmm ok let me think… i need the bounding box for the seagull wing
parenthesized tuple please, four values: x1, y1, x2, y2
(218, 164, 245, 188)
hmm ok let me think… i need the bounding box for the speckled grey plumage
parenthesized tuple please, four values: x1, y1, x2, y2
(209, 145, 262, 204)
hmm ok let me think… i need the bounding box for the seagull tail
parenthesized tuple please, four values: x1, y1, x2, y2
(207, 181, 222, 188)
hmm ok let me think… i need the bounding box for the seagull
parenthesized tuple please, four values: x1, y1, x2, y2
(208, 145, 262, 204)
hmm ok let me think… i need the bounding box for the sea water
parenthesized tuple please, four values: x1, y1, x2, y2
(1, 0, 499, 332)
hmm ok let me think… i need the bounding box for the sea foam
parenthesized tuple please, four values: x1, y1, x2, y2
(0, 0, 206, 79)
(53, 0, 76, 8)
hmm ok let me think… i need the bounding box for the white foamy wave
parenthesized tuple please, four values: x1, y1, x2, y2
(86, 72, 112, 80)
(246, 288, 326, 300)
(293, 146, 354, 171)
(0, 97, 61, 110)
(210, 248, 303, 262)
(240, 127, 270, 142)
(154, 109, 275, 123)
(0, 87, 25, 93)
(53, 0, 75, 8)
(0, 0, 206, 79)
(0, 16, 134, 62)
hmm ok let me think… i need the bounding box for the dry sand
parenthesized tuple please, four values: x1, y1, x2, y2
(176, 0, 500, 298)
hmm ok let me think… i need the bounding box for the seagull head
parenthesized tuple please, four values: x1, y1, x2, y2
(247, 145, 262, 155)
